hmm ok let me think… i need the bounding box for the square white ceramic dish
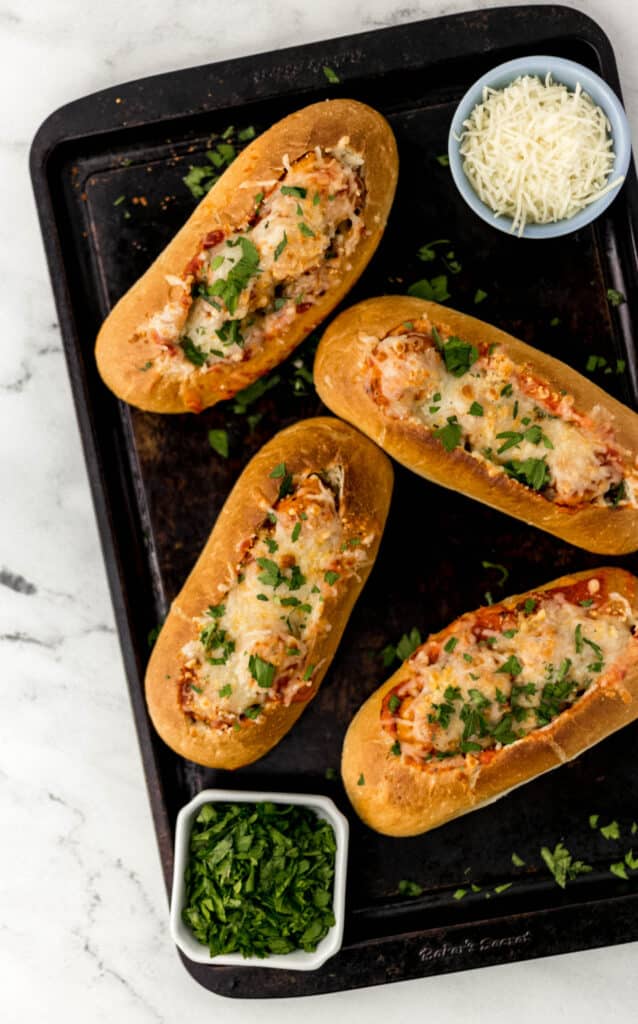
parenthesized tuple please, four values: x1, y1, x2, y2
(170, 788, 349, 970)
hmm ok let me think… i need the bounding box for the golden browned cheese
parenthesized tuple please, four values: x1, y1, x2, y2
(145, 417, 393, 768)
(95, 100, 398, 413)
(315, 296, 638, 554)
(341, 567, 638, 837)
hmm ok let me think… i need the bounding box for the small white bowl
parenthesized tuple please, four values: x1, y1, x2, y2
(170, 788, 349, 970)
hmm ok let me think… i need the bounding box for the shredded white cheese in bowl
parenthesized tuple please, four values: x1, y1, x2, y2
(449, 58, 631, 238)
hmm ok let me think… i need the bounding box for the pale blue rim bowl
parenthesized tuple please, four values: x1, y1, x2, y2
(448, 55, 631, 239)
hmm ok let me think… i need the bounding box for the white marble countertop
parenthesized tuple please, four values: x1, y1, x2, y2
(3, 0, 638, 1020)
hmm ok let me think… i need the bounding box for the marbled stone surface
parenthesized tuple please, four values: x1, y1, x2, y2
(2, 1, 638, 1020)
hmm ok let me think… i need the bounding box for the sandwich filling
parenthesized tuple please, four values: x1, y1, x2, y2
(142, 142, 365, 372)
(381, 575, 637, 770)
(365, 316, 638, 509)
(179, 464, 369, 728)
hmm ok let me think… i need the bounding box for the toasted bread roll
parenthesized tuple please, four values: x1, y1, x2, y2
(342, 567, 638, 836)
(145, 417, 393, 768)
(96, 101, 398, 413)
(315, 296, 638, 554)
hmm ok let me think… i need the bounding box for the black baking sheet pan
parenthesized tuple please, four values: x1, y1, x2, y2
(31, 4, 638, 997)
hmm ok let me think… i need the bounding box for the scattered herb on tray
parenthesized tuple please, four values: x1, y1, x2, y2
(381, 626, 422, 667)
(182, 802, 337, 958)
(323, 66, 340, 84)
(398, 879, 423, 897)
(407, 274, 450, 303)
(208, 428, 229, 458)
(540, 842, 592, 889)
(607, 287, 625, 307)
(183, 124, 259, 199)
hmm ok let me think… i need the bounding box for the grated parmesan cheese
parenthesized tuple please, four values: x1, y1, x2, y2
(459, 73, 623, 236)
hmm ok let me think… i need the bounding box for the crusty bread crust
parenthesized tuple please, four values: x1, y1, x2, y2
(314, 296, 638, 554)
(341, 567, 638, 837)
(145, 417, 393, 768)
(95, 101, 398, 413)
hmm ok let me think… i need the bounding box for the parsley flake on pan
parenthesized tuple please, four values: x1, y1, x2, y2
(208, 428, 229, 458)
(407, 274, 450, 303)
(398, 879, 423, 897)
(540, 842, 592, 889)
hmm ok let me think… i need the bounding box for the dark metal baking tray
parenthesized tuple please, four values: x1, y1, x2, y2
(31, 4, 638, 998)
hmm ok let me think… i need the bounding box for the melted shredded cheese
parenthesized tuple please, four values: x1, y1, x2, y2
(384, 583, 636, 768)
(365, 317, 638, 510)
(144, 146, 365, 373)
(179, 471, 369, 727)
(459, 74, 623, 236)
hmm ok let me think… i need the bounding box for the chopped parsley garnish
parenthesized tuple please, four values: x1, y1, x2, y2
(303, 664, 315, 681)
(238, 125, 256, 141)
(431, 327, 478, 377)
(469, 401, 484, 416)
(610, 862, 629, 880)
(396, 627, 422, 661)
(496, 426, 552, 454)
(205, 237, 260, 315)
(607, 288, 625, 307)
(388, 694, 401, 714)
(482, 560, 509, 586)
(324, 570, 340, 586)
(200, 606, 235, 665)
(218, 684, 232, 698)
(417, 238, 449, 262)
(208, 428, 229, 457)
(524, 599, 537, 614)
(600, 820, 621, 841)
(398, 879, 422, 897)
(183, 163, 218, 198)
(606, 480, 626, 506)
(182, 801, 337, 957)
(274, 232, 288, 261)
(589, 814, 600, 829)
(453, 888, 467, 900)
(180, 336, 207, 366)
(407, 275, 450, 303)
(323, 66, 340, 84)
(503, 457, 550, 491)
(291, 521, 301, 542)
(444, 636, 458, 653)
(541, 842, 592, 889)
(496, 655, 523, 677)
(281, 185, 307, 199)
(269, 461, 294, 498)
(298, 221, 315, 237)
(434, 416, 462, 452)
(511, 852, 525, 867)
(232, 373, 280, 413)
(243, 705, 261, 719)
(249, 653, 276, 689)
(357, 773, 365, 786)
(325, 767, 337, 781)
(390, 739, 401, 756)
(436, 154, 450, 166)
(473, 288, 488, 304)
